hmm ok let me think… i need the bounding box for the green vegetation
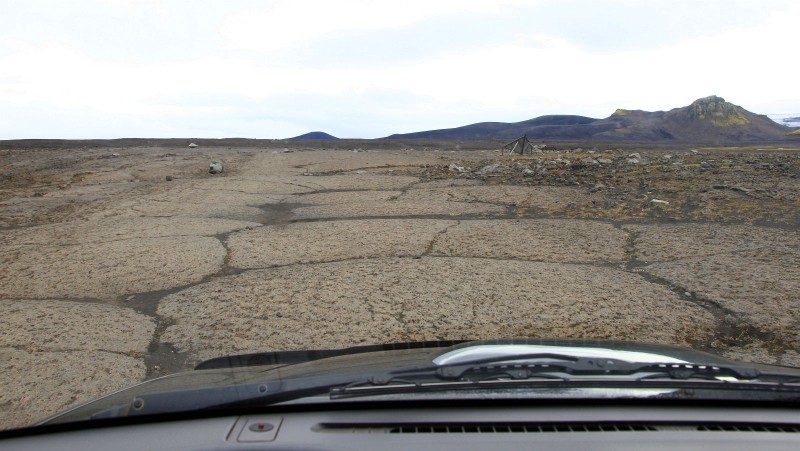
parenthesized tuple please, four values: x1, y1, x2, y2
(689, 96, 750, 126)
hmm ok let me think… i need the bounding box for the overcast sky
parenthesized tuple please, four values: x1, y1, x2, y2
(1, 0, 797, 139)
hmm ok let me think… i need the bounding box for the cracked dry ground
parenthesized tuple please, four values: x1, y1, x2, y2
(1, 145, 798, 429)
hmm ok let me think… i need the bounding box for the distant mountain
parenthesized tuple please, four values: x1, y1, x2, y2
(386, 115, 597, 140)
(288, 131, 339, 140)
(386, 96, 791, 143)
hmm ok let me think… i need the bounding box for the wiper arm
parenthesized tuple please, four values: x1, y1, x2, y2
(330, 358, 797, 399)
(358, 357, 762, 384)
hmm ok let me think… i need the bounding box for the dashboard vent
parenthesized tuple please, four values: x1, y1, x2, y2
(698, 424, 800, 433)
(387, 423, 658, 433)
(315, 422, 800, 434)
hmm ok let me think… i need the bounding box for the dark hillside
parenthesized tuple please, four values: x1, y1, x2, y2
(386, 96, 791, 143)
(288, 131, 339, 140)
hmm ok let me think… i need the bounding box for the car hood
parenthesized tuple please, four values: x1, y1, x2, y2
(42, 338, 800, 425)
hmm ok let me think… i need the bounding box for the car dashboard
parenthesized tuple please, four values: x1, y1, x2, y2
(4, 404, 800, 450)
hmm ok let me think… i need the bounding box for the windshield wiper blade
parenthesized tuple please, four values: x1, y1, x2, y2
(329, 358, 793, 399)
(361, 356, 762, 384)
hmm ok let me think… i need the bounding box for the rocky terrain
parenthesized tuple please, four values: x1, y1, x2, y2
(0, 141, 798, 429)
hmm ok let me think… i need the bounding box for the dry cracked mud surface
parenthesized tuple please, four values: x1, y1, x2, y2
(0, 142, 798, 429)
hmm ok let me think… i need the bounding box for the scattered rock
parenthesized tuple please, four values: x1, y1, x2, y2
(209, 161, 224, 174)
(188, 143, 198, 148)
(713, 184, 751, 194)
(355, 170, 366, 175)
(165, 176, 173, 181)
(448, 163, 465, 173)
(597, 158, 613, 165)
(625, 153, 649, 165)
(478, 164, 510, 174)
(651, 199, 669, 205)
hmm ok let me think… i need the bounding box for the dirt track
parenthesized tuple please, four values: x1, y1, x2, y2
(1, 143, 798, 429)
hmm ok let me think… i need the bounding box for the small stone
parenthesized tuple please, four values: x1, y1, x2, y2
(209, 161, 224, 174)
(355, 170, 366, 175)
(478, 164, 509, 174)
(590, 183, 605, 193)
(651, 199, 669, 205)
(448, 163, 465, 173)
(165, 176, 173, 181)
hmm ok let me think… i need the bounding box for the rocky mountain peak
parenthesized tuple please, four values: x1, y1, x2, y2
(686, 95, 749, 126)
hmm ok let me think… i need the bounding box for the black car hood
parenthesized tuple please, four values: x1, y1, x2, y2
(41, 338, 800, 425)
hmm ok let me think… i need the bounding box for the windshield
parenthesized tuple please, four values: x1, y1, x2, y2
(1, 0, 799, 432)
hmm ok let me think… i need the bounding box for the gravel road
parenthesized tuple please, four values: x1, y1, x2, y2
(1, 143, 797, 429)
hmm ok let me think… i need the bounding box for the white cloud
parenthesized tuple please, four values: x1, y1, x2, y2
(0, 0, 797, 138)
(218, 0, 532, 53)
